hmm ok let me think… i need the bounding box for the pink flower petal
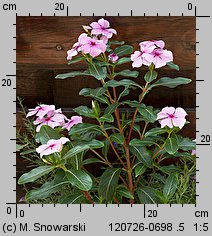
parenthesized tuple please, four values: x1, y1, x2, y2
(98, 18, 110, 28)
(172, 117, 186, 129)
(174, 107, 187, 118)
(160, 118, 174, 128)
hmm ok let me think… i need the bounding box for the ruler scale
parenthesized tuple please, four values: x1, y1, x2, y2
(0, 0, 211, 235)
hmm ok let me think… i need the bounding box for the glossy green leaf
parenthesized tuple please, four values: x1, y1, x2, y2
(18, 166, 55, 184)
(104, 79, 142, 89)
(118, 88, 130, 100)
(144, 70, 158, 83)
(129, 146, 153, 167)
(79, 87, 109, 104)
(62, 145, 90, 160)
(110, 133, 124, 145)
(83, 158, 103, 165)
(55, 70, 90, 79)
(158, 165, 180, 174)
(98, 168, 121, 202)
(73, 105, 96, 118)
(99, 114, 114, 123)
(67, 56, 84, 65)
(114, 45, 134, 56)
(110, 40, 125, 45)
(145, 127, 167, 137)
(102, 139, 110, 158)
(116, 185, 134, 199)
(104, 103, 119, 115)
(66, 169, 92, 191)
(59, 192, 85, 204)
(129, 137, 157, 147)
(134, 163, 147, 177)
(179, 138, 196, 151)
(26, 170, 69, 201)
(165, 137, 179, 154)
(149, 77, 192, 89)
(88, 64, 107, 80)
(116, 57, 131, 65)
(163, 174, 178, 199)
(150, 173, 166, 183)
(69, 123, 104, 136)
(137, 187, 161, 204)
(68, 142, 84, 170)
(36, 125, 61, 144)
(115, 69, 139, 78)
(137, 104, 158, 123)
(166, 61, 180, 71)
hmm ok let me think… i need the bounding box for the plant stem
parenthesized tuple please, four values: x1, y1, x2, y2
(141, 122, 149, 139)
(90, 149, 111, 166)
(83, 191, 94, 204)
(127, 82, 149, 144)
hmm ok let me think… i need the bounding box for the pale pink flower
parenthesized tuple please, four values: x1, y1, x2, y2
(157, 107, 187, 129)
(131, 42, 155, 68)
(145, 48, 173, 68)
(140, 40, 165, 49)
(67, 33, 88, 60)
(34, 110, 66, 132)
(80, 36, 106, 57)
(36, 137, 69, 158)
(191, 150, 196, 155)
(108, 53, 119, 63)
(90, 18, 117, 38)
(63, 116, 83, 131)
(26, 105, 55, 119)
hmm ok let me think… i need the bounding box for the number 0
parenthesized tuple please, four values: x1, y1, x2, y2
(188, 3, 193, 10)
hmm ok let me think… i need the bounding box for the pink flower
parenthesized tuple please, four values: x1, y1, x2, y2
(63, 116, 83, 131)
(90, 18, 117, 38)
(108, 53, 119, 63)
(67, 33, 88, 60)
(36, 137, 69, 158)
(34, 110, 66, 132)
(157, 107, 187, 129)
(145, 48, 173, 68)
(191, 150, 196, 155)
(26, 105, 55, 119)
(140, 40, 165, 49)
(80, 36, 106, 57)
(131, 42, 155, 68)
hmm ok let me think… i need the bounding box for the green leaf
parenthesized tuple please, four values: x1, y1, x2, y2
(163, 174, 178, 200)
(116, 57, 131, 65)
(114, 45, 134, 57)
(158, 165, 180, 174)
(59, 192, 85, 204)
(62, 145, 90, 160)
(82, 139, 104, 149)
(129, 146, 153, 167)
(88, 64, 107, 80)
(99, 114, 114, 123)
(26, 170, 69, 201)
(69, 123, 104, 136)
(144, 70, 158, 83)
(68, 142, 84, 170)
(116, 185, 134, 199)
(104, 79, 142, 89)
(179, 138, 196, 151)
(16, 144, 27, 151)
(83, 158, 103, 165)
(73, 106, 96, 118)
(110, 133, 124, 145)
(134, 163, 147, 177)
(145, 127, 167, 137)
(118, 88, 130, 100)
(98, 168, 121, 202)
(104, 103, 119, 115)
(137, 187, 161, 204)
(129, 137, 157, 147)
(110, 40, 125, 45)
(115, 69, 139, 78)
(149, 77, 192, 89)
(137, 104, 158, 123)
(102, 139, 110, 158)
(66, 169, 92, 191)
(55, 70, 90, 79)
(18, 166, 55, 184)
(36, 125, 61, 144)
(150, 173, 166, 183)
(166, 61, 180, 71)
(165, 137, 179, 154)
(67, 56, 84, 65)
(79, 87, 109, 104)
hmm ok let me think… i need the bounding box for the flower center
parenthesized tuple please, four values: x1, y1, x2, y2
(169, 114, 175, 119)
(90, 41, 96, 46)
(49, 144, 55, 149)
(154, 51, 161, 56)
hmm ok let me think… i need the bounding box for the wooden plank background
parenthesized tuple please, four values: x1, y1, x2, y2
(16, 16, 196, 202)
